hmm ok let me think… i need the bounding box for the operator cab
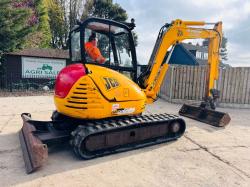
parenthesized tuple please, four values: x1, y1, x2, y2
(70, 17, 138, 81)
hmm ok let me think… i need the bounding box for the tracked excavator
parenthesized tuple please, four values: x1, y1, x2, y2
(19, 17, 231, 173)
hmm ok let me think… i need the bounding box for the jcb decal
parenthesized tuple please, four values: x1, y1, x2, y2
(103, 77, 120, 90)
(177, 30, 183, 37)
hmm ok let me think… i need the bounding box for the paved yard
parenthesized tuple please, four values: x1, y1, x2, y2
(0, 96, 250, 187)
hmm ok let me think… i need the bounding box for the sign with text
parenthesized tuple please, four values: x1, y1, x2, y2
(22, 57, 66, 78)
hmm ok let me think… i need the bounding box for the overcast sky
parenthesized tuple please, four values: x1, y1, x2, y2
(116, 0, 250, 67)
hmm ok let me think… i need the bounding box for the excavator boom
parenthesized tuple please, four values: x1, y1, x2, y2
(140, 20, 220, 101)
(139, 19, 230, 127)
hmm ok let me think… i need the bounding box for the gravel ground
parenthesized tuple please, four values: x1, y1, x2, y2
(0, 96, 250, 187)
(0, 91, 53, 97)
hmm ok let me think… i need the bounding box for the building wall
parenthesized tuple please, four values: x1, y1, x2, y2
(5, 55, 22, 80)
(3, 55, 71, 88)
(169, 45, 197, 65)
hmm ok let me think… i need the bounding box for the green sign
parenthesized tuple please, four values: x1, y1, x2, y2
(22, 57, 66, 78)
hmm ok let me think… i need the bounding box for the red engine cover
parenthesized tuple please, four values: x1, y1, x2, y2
(55, 63, 86, 98)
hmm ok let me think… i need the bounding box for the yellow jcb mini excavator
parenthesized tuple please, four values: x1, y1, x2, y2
(19, 17, 230, 173)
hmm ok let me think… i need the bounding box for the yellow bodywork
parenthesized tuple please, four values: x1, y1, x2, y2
(55, 19, 222, 119)
(55, 64, 146, 119)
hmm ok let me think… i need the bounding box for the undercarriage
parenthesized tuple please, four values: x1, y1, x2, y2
(19, 112, 186, 173)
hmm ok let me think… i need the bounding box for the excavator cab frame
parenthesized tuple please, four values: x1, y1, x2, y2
(69, 17, 138, 81)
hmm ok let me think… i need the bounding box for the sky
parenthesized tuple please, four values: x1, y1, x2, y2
(116, 0, 250, 67)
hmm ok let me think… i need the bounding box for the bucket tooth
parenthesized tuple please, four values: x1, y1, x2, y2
(179, 104, 231, 127)
(19, 114, 48, 174)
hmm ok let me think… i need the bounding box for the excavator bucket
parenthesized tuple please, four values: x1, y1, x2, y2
(179, 104, 231, 127)
(19, 113, 48, 173)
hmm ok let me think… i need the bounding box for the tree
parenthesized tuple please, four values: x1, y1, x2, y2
(35, 0, 52, 48)
(0, 0, 33, 55)
(47, 0, 68, 48)
(80, 0, 138, 64)
(81, 0, 138, 50)
(24, 0, 52, 48)
(220, 35, 228, 61)
(202, 34, 228, 61)
(46, 0, 137, 50)
(69, 0, 84, 30)
(45, 0, 84, 48)
(81, 0, 128, 21)
(9, 0, 52, 49)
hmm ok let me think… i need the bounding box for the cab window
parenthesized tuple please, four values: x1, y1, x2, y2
(114, 33, 133, 68)
(84, 24, 114, 65)
(71, 30, 81, 61)
(82, 21, 136, 80)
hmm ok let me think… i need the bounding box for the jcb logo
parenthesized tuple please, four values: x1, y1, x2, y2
(177, 30, 183, 37)
(103, 77, 120, 90)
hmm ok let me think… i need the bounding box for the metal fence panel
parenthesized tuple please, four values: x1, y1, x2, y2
(0, 73, 55, 92)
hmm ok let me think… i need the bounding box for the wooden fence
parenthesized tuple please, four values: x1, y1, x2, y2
(160, 66, 250, 107)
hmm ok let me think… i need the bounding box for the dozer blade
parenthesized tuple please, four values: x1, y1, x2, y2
(179, 104, 231, 127)
(19, 113, 48, 174)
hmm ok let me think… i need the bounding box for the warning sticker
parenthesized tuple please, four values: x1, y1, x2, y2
(113, 108, 135, 115)
(112, 104, 120, 111)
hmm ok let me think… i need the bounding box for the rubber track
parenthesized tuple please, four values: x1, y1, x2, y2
(71, 113, 186, 159)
